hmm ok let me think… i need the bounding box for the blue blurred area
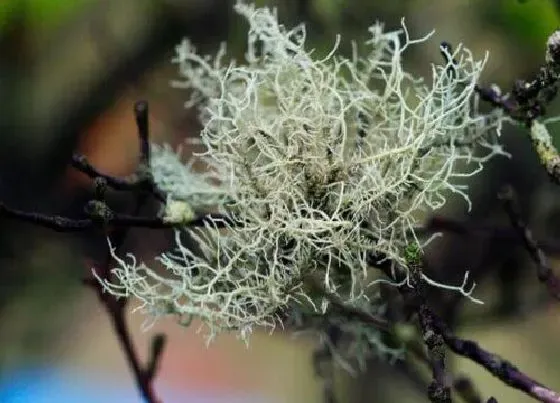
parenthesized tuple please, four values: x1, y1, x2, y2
(0, 367, 265, 403)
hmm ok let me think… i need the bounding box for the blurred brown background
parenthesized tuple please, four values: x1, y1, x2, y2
(1, 0, 560, 402)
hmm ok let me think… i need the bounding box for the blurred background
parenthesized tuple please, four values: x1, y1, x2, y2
(1, 0, 560, 402)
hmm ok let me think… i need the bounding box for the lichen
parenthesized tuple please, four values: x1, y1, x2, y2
(96, 2, 506, 346)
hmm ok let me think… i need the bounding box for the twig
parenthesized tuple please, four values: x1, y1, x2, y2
(432, 314, 560, 403)
(71, 154, 166, 203)
(85, 273, 162, 403)
(469, 31, 560, 184)
(403, 248, 452, 403)
(84, 100, 164, 403)
(498, 185, 560, 300)
(135, 100, 151, 166)
(146, 333, 167, 380)
(408, 340, 491, 403)
(0, 201, 231, 231)
(373, 247, 560, 403)
(473, 29, 560, 127)
(0, 101, 238, 402)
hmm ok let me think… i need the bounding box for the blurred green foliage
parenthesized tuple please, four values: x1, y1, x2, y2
(0, 0, 92, 32)
(486, 0, 560, 48)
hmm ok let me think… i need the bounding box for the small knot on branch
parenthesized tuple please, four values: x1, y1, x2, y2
(85, 200, 114, 225)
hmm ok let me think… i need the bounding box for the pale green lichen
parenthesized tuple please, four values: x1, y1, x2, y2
(530, 120, 560, 180)
(96, 2, 507, 345)
(150, 142, 228, 211)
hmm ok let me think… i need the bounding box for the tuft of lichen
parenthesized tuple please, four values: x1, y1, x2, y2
(96, 2, 507, 346)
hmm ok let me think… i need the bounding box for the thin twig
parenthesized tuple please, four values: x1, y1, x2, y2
(408, 340, 490, 403)
(85, 100, 164, 403)
(0, 201, 232, 231)
(71, 153, 166, 203)
(432, 314, 560, 403)
(374, 250, 560, 403)
(402, 251, 452, 403)
(146, 333, 167, 380)
(498, 185, 560, 300)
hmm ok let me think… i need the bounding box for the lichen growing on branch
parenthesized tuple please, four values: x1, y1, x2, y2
(96, 2, 508, 345)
